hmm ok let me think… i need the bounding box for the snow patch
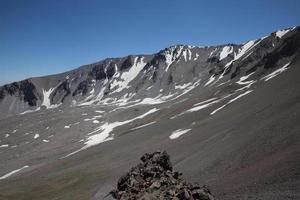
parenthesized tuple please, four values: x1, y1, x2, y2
(209, 48, 217, 57)
(0, 165, 29, 180)
(169, 129, 191, 139)
(188, 49, 192, 61)
(19, 107, 40, 115)
(261, 62, 290, 81)
(95, 110, 105, 114)
(235, 72, 256, 91)
(219, 39, 261, 80)
(236, 72, 255, 85)
(41, 88, 56, 108)
(175, 83, 192, 90)
(182, 49, 187, 62)
(204, 75, 216, 86)
(219, 46, 233, 60)
(131, 121, 156, 131)
(64, 108, 159, 157)
(165, 46, 183, 71)
(234, 40, 255, 61)
(194, 53, 199, 60)
(111, 57, 146, 93)
(184, 99, 221, 113)
(210, 90, 253, 115)
(276, 29, 290, 38)
(170, 94, 235, 119)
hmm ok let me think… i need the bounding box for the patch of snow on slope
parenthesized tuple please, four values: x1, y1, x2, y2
(261, 62, 290, 81)
(64, 108, 159, 157)
(41, 87, 56, 108)
(111, 57, 146, 93)
(89, 88, 95, 95)
(210, 90, 253, 115)
(165, 46, 183, 71)
(79, 84, 107, 106)
(219, 40, 261, 80)
(146, 86, 153, 90)
(188, 49, 192, 60)
(204, 75, 216, 86)
(34, 134, 39, 139)
(194, 98, 218, 106)
(235, 72, 256, 91)
(209, 48, 217, 57)
(138, 97, 165, 105)
(19, 107, 41, 115)
(0, 144, 9, 148)
(194, 53, 199, 60)
(95, 110, 105, 114)
(182, 49, 187, 62)
(276, 29, 290, 38)
(0, 165, 29, 180)
(139, 80, 200, 106)
(165, 50, 174, 71)
(170, 98, 220, 119)
(219, 46, 233, 60)
(234, 40, 255, 61)
(182, 98, 222, 114)
(175, 83, 192, 90)
(188, 100, 221, 113)
(169, 129, 191, 139)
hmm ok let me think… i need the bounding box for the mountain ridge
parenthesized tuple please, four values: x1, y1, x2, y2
(0, 26, 298, 119)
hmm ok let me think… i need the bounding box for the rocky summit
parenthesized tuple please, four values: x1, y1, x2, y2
(110, 151, 214, 200)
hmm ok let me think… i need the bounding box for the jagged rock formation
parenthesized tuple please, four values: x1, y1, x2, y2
(110, 151, 214, 200)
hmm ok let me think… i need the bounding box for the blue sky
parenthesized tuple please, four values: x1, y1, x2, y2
(0, 0, 299, 86)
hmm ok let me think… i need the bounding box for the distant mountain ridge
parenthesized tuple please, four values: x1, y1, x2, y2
(0, 26, 299, 118)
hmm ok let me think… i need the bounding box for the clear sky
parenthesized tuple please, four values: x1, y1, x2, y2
(0, 0, 299, 86)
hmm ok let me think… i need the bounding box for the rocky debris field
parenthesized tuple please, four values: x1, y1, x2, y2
(109, 151, 214, 200)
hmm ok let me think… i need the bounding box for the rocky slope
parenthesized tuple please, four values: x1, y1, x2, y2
(0, 26, 299, 118)
(0, 26, 299, 200)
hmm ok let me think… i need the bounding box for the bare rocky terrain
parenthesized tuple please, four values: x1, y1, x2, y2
(0, 26, 299, 200)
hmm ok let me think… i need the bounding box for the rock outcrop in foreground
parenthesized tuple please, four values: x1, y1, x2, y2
(110, 151, 214, 200)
